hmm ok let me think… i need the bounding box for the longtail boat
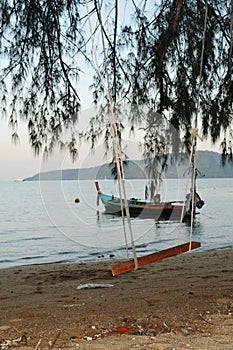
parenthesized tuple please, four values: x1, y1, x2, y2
(95, 181, 204, 221)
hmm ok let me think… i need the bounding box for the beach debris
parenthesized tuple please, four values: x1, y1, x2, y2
(0, 326, 11, 331)
(76, 283, 114, 290)
(34, 338, 42, 350)
(83, 327, 111, 341)
(48, 330, 61, 347)
(181, 328, 189, 335)
(0, 335, 27, 349)
(63, 302, 85, 308)
(83, 336, 93, 341)
(115, 327, 130, 334)
(199, 312, 214, 325)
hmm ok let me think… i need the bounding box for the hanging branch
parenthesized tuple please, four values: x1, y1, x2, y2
(227, 0, 233, 77)
(157, 0, 183, 113)
(93, 0, 131, 92)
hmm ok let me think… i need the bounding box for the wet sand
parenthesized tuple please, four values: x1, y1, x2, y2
(0, 249, 232, 349)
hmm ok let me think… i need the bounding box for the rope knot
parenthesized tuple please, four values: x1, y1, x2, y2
(109, 114, 119, 138)
(191, 128, 203, 141)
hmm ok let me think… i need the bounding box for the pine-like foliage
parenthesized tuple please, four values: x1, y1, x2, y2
(0, 0, 85, 157)
(0, 0, 232, 168)
(88, 0, 233, 190)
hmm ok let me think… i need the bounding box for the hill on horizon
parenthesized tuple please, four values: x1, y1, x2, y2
(24, 151, 233, 181)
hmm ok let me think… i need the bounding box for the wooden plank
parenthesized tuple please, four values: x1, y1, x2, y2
(111, 241, 201, 276)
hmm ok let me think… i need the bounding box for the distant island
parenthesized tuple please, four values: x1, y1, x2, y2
(24, 151, 233, 181)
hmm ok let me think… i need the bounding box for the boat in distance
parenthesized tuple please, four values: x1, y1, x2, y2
(95, 182, 204, 221)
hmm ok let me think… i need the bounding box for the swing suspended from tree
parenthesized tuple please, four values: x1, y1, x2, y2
(86, 0, 207, 276)
(96, 126, 204, 276)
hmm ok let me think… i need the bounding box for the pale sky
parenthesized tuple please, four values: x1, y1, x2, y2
(0, 102, 142, 181)
(0, 107, 220, 182)
(0, 67, 220, 182)
(0, 105, 100, 181)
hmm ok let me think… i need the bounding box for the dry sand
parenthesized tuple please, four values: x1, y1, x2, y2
(0, 249, 232, 349)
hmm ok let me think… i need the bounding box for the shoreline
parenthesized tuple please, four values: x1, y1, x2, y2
(0, 246, 231, 272)
(0, 249, 232, 349)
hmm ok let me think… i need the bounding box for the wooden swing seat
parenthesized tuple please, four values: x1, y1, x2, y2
(111, 241, 201, 276)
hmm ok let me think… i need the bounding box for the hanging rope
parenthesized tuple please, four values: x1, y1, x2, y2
(188, 3, 208, 250)
(85, 0, 138, 268)
(178, 4, 207, 248)
(95, 1, 137, 267)
(189, 129, 200, 249)
(177, 140, 195, 245)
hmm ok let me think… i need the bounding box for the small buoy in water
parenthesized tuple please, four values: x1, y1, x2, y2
(74, 198, 80, 203)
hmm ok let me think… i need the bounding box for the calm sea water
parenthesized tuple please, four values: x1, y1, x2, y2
(0, 178, 232, 269)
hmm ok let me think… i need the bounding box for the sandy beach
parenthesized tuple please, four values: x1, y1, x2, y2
(0, 249, 232, 349)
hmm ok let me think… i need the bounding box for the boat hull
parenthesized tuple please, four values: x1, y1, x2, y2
(98, 193, 188, 220)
